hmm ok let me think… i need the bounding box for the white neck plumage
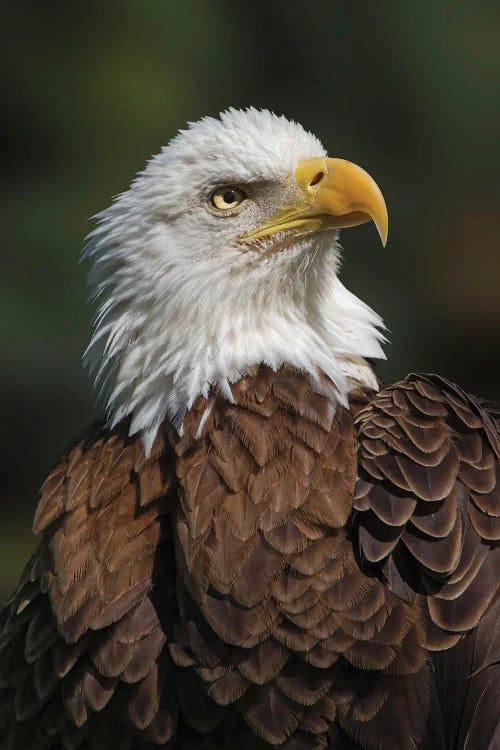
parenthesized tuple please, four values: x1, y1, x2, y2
(84, 219, 386, 454)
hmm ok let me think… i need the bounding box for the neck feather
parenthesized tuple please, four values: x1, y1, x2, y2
(84, 228, 386, 453)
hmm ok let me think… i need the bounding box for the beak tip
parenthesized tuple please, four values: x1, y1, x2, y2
(375, 221, 388, 248)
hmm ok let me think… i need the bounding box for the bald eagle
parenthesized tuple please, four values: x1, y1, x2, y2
(0, 109, 498, 750)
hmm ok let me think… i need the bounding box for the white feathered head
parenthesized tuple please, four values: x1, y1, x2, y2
(84, 108, 388, 450)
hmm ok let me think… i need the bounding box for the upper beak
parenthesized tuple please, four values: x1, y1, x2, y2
(242, 157, 388, 247)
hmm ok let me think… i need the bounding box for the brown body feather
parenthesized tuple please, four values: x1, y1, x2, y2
(0, 368, 498, 749)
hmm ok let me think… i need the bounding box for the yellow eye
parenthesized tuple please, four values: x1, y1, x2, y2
(210, 186, 246, 211)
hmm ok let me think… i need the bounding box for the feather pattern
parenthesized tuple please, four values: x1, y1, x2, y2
(1, 368, 498, 749)
(355, 374, 500, 641)
(354, 372, 500, 750)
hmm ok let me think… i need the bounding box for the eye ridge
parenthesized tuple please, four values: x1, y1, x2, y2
(210, 186, 247, 211)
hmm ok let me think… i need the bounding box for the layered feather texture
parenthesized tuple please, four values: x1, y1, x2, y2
(354, 374, 500, 647)
(0, 421, 179, 749)
(1, 367, 498, 749)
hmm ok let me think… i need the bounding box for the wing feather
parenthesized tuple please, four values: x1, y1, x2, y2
(355, 373, 500, 639)
(0, 420, 178, 748)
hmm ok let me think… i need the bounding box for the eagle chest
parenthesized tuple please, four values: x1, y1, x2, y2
(165, 370, 428, 747)
(173, 368, 358, 628)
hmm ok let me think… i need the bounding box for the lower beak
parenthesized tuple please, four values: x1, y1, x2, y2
(242, 157, 388, 247)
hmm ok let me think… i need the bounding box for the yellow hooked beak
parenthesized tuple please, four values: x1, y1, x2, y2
(242, 157, 388, 247)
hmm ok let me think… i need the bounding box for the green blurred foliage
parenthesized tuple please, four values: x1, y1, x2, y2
(1, 0, 499, 602)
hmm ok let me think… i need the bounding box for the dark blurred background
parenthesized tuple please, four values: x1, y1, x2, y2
(1, 1, 499, 602)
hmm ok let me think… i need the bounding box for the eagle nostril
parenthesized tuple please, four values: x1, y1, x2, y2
(309, 171, 324, 188)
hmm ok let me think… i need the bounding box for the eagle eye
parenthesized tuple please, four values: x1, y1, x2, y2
(210, 186, 247, 211)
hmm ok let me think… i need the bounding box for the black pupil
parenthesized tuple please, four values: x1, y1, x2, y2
(223, 190, 236, 204)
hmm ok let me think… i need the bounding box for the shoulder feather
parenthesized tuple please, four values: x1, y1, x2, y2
(354, 373, 500, 648)
(0, 420, 178, 748)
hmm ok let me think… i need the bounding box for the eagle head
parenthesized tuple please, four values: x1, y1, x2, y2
(84, 108, 388, 451)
